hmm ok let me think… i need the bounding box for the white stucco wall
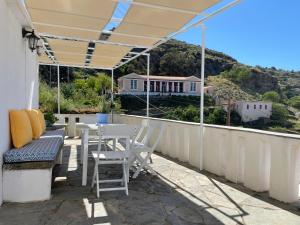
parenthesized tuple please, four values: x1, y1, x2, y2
(235, 101, 272, 122)
(0, 0, 38, 205)
(113, 114, 300, 203)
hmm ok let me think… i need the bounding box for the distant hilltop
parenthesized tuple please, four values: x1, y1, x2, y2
(116, 39, 300, 97)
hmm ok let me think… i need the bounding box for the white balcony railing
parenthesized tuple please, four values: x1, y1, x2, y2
(56, 113, 300, 203)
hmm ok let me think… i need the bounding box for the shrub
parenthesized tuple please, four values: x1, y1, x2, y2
(205, 107, 227, 125)
(288, 96, 300, 109)
(39, 82, 57, 112)
(163, 105, 199, 122)
(262, 91, 280, 102)
(270, 103, 289, 126)
(220, 65, 251, 84)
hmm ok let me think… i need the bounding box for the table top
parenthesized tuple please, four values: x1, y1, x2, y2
(76, 123, 126, 131)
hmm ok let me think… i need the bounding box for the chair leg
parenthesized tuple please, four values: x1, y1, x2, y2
(91, 164, 96, 188)
(149, 156, 153, 164)
(123, 161, 129, 196)
(96, 164, 100, 198)
(132, 161, 145, 179)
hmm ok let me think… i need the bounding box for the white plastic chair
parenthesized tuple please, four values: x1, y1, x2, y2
(91, 124, 139, 198)
(129, 120, 165, 179)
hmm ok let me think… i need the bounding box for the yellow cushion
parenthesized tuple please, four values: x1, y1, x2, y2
(9, 110, 33, 149)
(35, 109, 46, 133)
(25, 110, 43, 139)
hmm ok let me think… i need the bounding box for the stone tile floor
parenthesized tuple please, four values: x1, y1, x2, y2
(1, 139, 300, 225)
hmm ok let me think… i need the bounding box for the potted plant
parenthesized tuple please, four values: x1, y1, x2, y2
(44, 112, 58, 127)
(96, 97, 111, 124)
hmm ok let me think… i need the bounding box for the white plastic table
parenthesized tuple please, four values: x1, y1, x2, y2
(77, 123, 131, 186)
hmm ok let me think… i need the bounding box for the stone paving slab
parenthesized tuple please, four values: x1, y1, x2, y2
(0, 139, 300, 225)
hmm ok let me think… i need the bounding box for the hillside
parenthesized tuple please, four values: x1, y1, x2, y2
(114, 39, 299, 98)
(206, 76, 256, 101)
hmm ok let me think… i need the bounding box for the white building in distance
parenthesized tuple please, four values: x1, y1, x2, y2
(118, 73, 214, 96)
(234, 101, 272, 122)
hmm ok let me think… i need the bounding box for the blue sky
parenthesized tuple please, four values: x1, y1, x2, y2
(175, 0, 300, 71)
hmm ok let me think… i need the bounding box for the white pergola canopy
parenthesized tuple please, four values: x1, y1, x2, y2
(24, 0, 240, 170)
(22, 0, 240, 69)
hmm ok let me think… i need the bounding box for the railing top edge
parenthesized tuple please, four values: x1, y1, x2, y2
(54, 113, 300, 140)
(118, 114, 300, 140)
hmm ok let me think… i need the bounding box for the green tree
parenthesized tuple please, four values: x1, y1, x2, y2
(288, 96, 300, 109)
(164, 105, 199, 122)
(270, 103, 289, 126)
(205, 107, 227, 125)
(262, 91, 280, 102)
(220, 65, 251, 84)
(39, 81, 57, 112)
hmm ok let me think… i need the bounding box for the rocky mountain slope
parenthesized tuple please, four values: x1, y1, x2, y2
(115, 39, 299, 98)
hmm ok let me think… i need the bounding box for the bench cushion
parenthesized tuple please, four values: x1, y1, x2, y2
(3, 129, 65, 164)
(41, 128, 65, 140)
(3, 137, 62, 163)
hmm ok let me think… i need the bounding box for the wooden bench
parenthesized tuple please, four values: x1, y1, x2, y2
(2, 128, 65, 203)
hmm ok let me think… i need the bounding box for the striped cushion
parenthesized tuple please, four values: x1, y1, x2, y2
(3, 129, 65, 163)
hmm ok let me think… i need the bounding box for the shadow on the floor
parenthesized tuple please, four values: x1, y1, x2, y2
(51, 142, 247, 225)
(154, 151, 300, 217)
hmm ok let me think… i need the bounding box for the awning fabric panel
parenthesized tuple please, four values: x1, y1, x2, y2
(38, 53, 53, 64)
(34, 24, 100, 40)
(108, 35, 159, 47)
(135, 0, 221, 13)
(25, 0, 117, 40)
(55, 53, 86, 65)
(45, 39, 88, 66)
(90, 56, 122, 69)
(108, 0, 221, 46)
(108, 4, 194, 46)
(47, 39, 88, 54)
(90, 44, 131, 68)
(92, 44, 131, 58)
(122, 4, 195, 30)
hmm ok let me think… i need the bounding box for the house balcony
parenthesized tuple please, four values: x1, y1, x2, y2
(2, 113, 296, 224)
(1, 115, 300, 224)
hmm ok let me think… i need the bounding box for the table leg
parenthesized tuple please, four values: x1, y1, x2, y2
(80, 130, 84, 164)
(126, 138, 130, 182)
(113, 138, 116, 151)
(82, 129, 89, 186)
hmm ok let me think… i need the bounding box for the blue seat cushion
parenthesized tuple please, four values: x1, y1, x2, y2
(4, 135, 63, 164)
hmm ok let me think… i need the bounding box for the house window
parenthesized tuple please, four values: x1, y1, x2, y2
(130, 79, 137, 90)
(265, 105, 267, 110)
(190, 82, 196, 92)
(150, 81, 154, 92)
(174, 82, 178, 92)
(162, 82, 166, 92)
(144, 81, 147, 92)
(259, 105, 262, 109)
(254, 105, 256, 109)
(168, 82, 173, 92)
(179, 82, 184, 93)
(247, 104, 249, 110)
(155, 81, 161, 92)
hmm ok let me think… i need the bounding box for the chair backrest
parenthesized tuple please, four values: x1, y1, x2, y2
(135, 119, 149, 143)
(143, 120, 165, 153)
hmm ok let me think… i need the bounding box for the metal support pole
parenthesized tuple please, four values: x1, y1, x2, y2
(111, 69, 114, 123)
(199, 24, 206, 171)
(146, 53, 150, 118)
(111, 69, 114, 103)
(57, 65, 60, 114)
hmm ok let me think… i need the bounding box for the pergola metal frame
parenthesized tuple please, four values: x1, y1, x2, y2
(36, 0, 241, 170)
